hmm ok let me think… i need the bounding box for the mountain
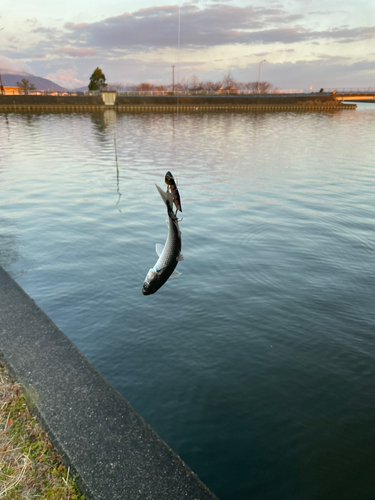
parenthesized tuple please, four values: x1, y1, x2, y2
(72, 86, 89, 92)
(0, 70, 67, 92)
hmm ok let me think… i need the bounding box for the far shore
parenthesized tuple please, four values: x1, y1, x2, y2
(0, 92, 356, 113)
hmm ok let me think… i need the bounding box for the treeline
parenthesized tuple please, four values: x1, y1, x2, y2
(107, 72, 274, 93)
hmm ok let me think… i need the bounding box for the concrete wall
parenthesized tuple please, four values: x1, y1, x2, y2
(0, 266, 218, 500)
(0, 95, 103, 106)
(0, 93, 338, 108)
(116, 93, 338, 106)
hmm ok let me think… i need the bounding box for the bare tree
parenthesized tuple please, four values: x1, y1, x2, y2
(178, 78, 190, 90)
(131, 82, 156, 91)
(171, 82, 187, 91)
(200, 80, 222, 91)
(222, 71, 236, 88)
(258, 81, 273, 93)
(242, 81, 273, 93)
(242, 82, 258, 93)
(189, 74, 201, 89)
(16, 78, 36, 92)
(107, 82, 124, 91)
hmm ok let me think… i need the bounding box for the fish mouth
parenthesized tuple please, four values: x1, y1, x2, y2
(142, 283, 154, 295)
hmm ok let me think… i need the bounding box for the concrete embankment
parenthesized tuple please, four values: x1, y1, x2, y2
(0, 266, 218, 500)
(0, 93, 356, 112)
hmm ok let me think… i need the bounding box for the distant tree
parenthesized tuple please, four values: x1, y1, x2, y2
(131, 82, 156, 91)
(88, 67, 107, 91)
(222, 71, 236, 88)
(258, 81, 273, 93)
(173, 82, 186, 91)
(178, 78, 190, 90)
(189, 74, 200, 89)
(242, 81, 274, 93)
(16, 78, 36, 91)
(201, 80, 222, 91)
(107, 82, 123, 91)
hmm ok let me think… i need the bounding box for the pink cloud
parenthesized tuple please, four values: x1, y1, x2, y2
(65, 22, 90, 29)
(56, 47, 96, 57)
(45, 69, 84, 89)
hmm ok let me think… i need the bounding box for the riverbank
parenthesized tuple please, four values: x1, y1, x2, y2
(0, 93, 356, 112)
(0, 266, 217, 500)
(0, 363, 84, 499)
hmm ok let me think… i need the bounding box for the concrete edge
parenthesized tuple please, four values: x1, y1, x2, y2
(0, 266, 218, 500)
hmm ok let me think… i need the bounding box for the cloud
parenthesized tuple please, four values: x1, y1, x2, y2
(56, 47, 96, 57)
(57, 4, 375, 52)
(0, 56, 33, 74)
(3, 2, 375, 89)
(64, 22, 90, 29)
(62, 4, 280, 50)
(44, 68, 84, 89)
(233, 58, 375, 89)
(26, 18, 38, 26)
(33, 27, 57, 34)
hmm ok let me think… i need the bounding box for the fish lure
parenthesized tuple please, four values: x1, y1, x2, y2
(142, 185, 184, 295)
(165, 171, 182, 214)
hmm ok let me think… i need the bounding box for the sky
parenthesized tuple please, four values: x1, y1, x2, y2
(0, 0, 374, 90)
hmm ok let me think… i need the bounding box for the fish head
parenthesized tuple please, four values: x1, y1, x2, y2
(142, 268, 161, 295)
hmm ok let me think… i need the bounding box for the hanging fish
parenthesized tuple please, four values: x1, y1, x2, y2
(142, 185, 184, 295)
(165, 171, 182, 214)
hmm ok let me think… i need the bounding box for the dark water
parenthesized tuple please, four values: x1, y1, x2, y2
(1, 106, 375, 499)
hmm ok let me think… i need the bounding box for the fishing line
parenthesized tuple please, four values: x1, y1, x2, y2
(177, 3, 181, 116)
(173, 2, 181, 175)
(114, 132, 122, 207)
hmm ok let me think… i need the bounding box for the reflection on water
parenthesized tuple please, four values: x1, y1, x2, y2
(0, 222, 19, 271)
(0, 106, 375, 500)
(90, 108, 118, 134)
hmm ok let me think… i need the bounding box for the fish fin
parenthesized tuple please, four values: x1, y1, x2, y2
(177, 254, 184, 262)
(156, 244, 164, 257)
(170, 271, 181, 278)
(155, 184, 174, 208)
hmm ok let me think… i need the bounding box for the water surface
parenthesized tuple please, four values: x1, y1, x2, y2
(1, 106, 375, 500)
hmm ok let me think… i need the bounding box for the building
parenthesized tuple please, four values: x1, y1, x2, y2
(2, 86, 22, 95)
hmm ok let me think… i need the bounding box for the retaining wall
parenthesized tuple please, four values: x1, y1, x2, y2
(0, 266, 218, 500)
(0, 93, 356, 113)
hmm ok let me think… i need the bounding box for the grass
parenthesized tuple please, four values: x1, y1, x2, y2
(0, 363, 85, 499)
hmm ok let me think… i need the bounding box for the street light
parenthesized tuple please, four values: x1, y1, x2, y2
(257, 59, 266, 94)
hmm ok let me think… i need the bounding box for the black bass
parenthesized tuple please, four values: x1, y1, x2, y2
(142, 185, 184, 295)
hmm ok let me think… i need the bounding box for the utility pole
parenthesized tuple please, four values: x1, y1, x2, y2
(172, 65, 175, 93)
(0, 73, 4, 95)
(258, 60, 266, 94)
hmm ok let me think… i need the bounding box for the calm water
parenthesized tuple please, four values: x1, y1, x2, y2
(1, 106, 375, 499)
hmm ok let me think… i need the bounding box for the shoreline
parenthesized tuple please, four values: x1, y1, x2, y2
(0, 93, 357, 112)
(0, 266, 218, 500)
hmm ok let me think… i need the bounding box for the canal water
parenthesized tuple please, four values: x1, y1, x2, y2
(1, 106, 374, 500)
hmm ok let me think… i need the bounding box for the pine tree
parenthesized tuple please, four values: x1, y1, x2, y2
(88, 68, 107, 91)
